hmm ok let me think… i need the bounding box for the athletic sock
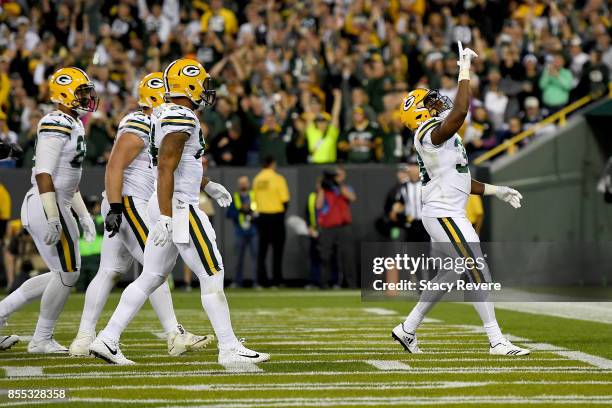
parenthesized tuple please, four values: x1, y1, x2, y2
(78, 269, 117, 333)
(32, 273, 71, 342)
(403, 301, 435, 333)
(99, 282, 149, 342)
(200, 291, 240, 349)
(472, 302, 505, 345)
(148, 280, 179, 334)
(0, 272, 53, 318)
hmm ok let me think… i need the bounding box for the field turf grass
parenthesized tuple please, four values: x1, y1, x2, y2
(1, 289, 611, 407)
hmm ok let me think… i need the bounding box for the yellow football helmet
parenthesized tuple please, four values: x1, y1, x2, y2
(49, 67, 98, 113)
(163, 58, 216, 107)
(399, 88, 452, 131)
(138, 72, 165, 108)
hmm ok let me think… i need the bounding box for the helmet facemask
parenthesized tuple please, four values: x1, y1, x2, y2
(423, 90, 452, 117)
(199, 76, 216, 107)
(72, 83, 99, 114)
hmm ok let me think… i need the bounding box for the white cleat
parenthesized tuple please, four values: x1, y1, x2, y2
(0, 334, 20, 351)
(392, 323, 422, 354)
(28, 337, 68, 354)
(490, 338, 530, 356)
(69, 330, 96, 357)
(218, 343, 270, 364)
(89, 336, 135, 365)
(167, 324, 214, 356)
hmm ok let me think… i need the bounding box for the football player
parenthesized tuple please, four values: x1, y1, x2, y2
(89, 59, 269, 365)
(69, 73, 213, 357)
(392, 43, 530, 356)
(0, 67, 97, 353)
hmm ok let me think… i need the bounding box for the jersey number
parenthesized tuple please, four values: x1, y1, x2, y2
(416, 152, 431, 185)
(455, 138, 469, 174)
(149, 124, 159, 167)
(70, 135, 86, 168)
(194, 129, 205, 159)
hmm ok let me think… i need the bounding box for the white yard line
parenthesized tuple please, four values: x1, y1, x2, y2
(495, 302, 612, 324)
(1, 366, 43, 377)
(556, 351, 612, 369)
(365, 360, 411, 370)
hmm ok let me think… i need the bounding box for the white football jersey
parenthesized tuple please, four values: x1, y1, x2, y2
(115, 111, 155, 200)
(31, 110, 85, 201)
(414, 117, 471, 218)
(150, 103, 205, 205)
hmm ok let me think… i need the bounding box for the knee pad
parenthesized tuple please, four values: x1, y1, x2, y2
(199, 270, 225, 295)
(59, 270, 80, 287)
(134, 272, 166, 296)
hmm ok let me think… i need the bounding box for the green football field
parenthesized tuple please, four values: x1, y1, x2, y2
(1, 289, 611, 407)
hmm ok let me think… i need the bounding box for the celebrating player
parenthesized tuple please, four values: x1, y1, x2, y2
(392, 42, 530, 356)
(89, 59, 269, 365)
(69, 73, 213, 357)
(0, 68, 97, 353)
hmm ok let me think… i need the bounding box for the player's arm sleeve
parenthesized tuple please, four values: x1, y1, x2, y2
(417, 120, 444, 150)
(159, 111, 197, 137)
(118, 115, 151, 142)
(34, 134, 65, 175)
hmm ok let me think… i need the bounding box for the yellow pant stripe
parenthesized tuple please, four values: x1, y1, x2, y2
(59, 232, 73, 272)
(123, 196, 147, 247)
(442, 217, 480, 283)
(188, 212, 218, 275)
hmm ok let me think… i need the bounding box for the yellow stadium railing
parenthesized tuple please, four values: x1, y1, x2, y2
(473, 93, 603, 166)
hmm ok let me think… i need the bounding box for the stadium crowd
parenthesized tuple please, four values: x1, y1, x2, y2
(0, 0, 610, 169)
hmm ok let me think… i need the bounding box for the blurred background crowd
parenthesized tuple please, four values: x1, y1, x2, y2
(0, 0, 610, 169)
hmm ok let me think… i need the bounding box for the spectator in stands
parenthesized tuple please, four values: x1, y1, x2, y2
(227, 176, 258, 288)
(496, 116, 524, 145)
(575, 49, 610, 99)
(338, 106, 382, 163)
(304, 89, 342, 164)
(466, 194, 484, 236)
(539, 53, 573, 112)
(316, 166, 356, 288)
(210, 118, 248, 166)
(483, 68, 509, 130)
(253, 157, 290, 287)
(520, 97, 555, 139)
(463, 106, 496, 159)
(0, 111, 18, 168)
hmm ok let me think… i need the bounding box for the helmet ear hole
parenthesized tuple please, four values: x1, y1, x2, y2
(151, 96, 157, 102)
(61, 93, 68, 98)
(189, 85, 195, 91)
(416, 114, 422, 119)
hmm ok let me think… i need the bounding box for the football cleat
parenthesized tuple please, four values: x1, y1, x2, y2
(0, 334, 20, 351)
(89, 337, 135, 365)
(69, 329, 96, 357)
(490, 339, 530, 356)
(392, 323, 422, 353)
(167, 324, 214, 356)
(218, 343, 270, 364)
(28, 337, 68, 354)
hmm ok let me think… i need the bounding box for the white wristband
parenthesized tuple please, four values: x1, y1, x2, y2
(71, 192, 90, 219)
(458, 68, 471, 82)
(483, 184, 498, 196)
(40, 191, 59, 220)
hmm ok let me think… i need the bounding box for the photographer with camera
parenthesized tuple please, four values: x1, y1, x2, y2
(315, 166, 357, 288)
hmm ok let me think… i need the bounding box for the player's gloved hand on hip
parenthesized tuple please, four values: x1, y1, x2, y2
(80, 215, 97, 242)
(484, 184, 523, 209)
(204, 181, 232, 207)
(151, 215, 172, 246)
(44, 217, 62, 245)
(105, 203, 123, 238)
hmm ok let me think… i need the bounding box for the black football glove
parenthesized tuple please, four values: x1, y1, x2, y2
(9, 143, 23, 160)
(105, 203, 123, 238)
